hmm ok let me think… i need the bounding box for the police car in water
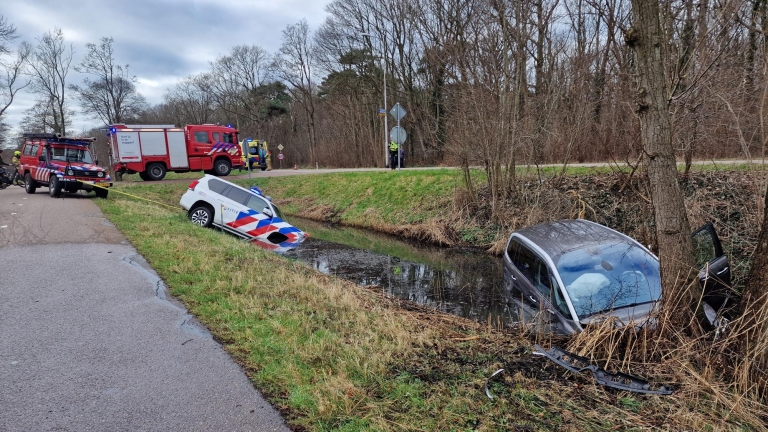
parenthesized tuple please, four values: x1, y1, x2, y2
(180, 175, 305, 245)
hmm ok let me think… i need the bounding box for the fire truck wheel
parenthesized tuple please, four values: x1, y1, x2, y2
(24, 173, 37, 194)
(213, 158, 232, 176)
(49, 176, 62, 198)
(146, 163, 166, 181)
(189, 205, 213, 227)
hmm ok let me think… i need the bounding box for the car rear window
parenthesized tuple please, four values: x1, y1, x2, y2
(207, 178, 230, 194)
(225, 187, 251, 205)
(511, 242, 537, 282)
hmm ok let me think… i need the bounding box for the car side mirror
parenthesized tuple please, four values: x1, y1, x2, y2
(262, 208, 274, 218)
(38, 155, 45, 162)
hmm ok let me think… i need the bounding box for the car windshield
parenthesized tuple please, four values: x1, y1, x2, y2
(272, 204, 286, 220)
(555, 241, 661, 319)
(51, 147, 93, 164)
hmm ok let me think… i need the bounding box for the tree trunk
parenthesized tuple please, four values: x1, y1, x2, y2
(745, 186, 768, 305)
(628, 0, 698, 330)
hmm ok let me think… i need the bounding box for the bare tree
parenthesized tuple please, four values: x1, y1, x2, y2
(163, 74, 215, 125)
(202, 45, 270, 126)
(0, 15, 17, 55)
(71, 37, 147, 125)
(18, 95, 69, 134)
(627, 0, 698, 330)
(0, 16, 31, 121)
(27, 28, 73, 136)
(275, 20, 318, 164)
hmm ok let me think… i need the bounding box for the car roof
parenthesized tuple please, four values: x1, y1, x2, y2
(513, 219, 632, 259)
(203, 175, 264, 198)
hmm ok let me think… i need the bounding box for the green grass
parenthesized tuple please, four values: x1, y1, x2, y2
(120, 171, 205, 182)
(94, 183, 758, 431)
(241, 169, 465, 225)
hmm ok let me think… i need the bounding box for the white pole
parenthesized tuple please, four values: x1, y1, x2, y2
(397, 112, 401, 172)
(383, 54, 388, 168)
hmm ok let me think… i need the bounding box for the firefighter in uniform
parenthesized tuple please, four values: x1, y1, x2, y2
(11, 150, 22, 185)
(389, 140, 399, 170)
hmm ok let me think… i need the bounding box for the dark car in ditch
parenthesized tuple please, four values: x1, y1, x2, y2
(502, 219, 733, 334)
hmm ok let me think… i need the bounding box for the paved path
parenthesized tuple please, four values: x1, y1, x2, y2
(0, 186, 289, 431)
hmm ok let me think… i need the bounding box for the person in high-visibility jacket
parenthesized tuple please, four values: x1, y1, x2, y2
(11, 150, 22, 185)
(388, 141, 399, 170)
(262, 141, 272, 171)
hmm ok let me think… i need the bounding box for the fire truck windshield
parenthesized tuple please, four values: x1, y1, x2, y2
(51, 147, 93, 164)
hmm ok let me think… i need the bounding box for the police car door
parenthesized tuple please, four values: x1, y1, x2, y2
(216, 185, 254, 237)
(241, 194, 278, 240)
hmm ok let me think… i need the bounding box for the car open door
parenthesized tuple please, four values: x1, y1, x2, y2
(691, 223, 733, 311)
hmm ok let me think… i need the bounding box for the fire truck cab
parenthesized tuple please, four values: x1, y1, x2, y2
(18, 133, 112, 198)
(109, 124, 244, 181)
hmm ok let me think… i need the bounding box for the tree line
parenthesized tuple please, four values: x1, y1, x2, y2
(1, 2, 766, 171)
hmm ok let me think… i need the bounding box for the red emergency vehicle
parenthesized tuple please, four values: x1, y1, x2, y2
(109, 124, 244, 181)
(18, 133, 112, 198)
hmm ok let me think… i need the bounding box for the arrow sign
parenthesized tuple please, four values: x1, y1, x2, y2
(389, 103, 406, 121)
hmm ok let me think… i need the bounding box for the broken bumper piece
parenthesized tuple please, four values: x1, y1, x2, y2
(533, 344, 673, 395)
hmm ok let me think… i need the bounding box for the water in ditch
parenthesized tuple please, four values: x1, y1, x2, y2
(267, 218, 517, 327)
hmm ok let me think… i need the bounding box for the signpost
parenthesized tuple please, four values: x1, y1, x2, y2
(389, 103, 407, 171)
(389, 126, 407, 144)
(277, 145, 284, 169)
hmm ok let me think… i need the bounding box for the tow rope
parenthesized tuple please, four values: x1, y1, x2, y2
(77, 180, 183, 212)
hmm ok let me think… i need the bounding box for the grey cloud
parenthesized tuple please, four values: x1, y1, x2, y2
(2, 0, 331, 132)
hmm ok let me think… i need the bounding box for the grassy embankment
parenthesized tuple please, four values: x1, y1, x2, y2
(97, 165, 764, 430)
(111, 164, 762, 288)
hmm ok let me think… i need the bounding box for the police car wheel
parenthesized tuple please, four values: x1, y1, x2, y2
(189, 206, 213, 227)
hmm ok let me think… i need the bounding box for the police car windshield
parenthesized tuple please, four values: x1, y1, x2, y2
(51, 147, 93, 164)
(272, 204, 286, 220)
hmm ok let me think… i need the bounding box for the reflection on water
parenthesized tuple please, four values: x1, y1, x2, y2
(268, 218, 517, 326)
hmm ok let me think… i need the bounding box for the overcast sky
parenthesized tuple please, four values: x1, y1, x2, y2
(1, 0, 332, 136)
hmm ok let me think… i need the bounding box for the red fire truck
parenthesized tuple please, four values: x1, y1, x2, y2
(108, 124, 244, 181)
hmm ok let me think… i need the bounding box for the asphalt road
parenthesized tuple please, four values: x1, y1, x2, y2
(0, 186, 289, 431)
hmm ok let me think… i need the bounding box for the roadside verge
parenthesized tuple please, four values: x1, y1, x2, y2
(95, 192, 756, 431)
